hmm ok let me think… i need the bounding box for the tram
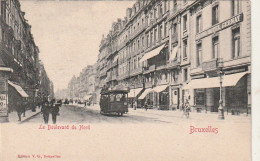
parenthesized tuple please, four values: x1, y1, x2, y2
(100, 87, 129, 116)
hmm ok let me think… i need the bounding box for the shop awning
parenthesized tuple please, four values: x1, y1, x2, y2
(138, 88, 152, 99)
(128, 88, 143, 98)
(152, 85, 168, 93)
(8, 81, 29, 97)
(169, 46, 178, 60)
(183, 72, 248, 90)
(139, 44, 165, 62)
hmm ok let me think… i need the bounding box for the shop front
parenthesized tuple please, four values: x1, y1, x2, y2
(128, 88, 144, 108)
(0, 65, 13, 122)
(184, 71, 250, 114)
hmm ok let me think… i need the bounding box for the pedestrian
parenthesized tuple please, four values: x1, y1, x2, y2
(134, 100, 137, 110)
(144, 101, 148, 111)
(50, 99, 59, 124)
(22, 100, 27, 117)
(41, 99, 50, 124)
(15, 101, 23, 121)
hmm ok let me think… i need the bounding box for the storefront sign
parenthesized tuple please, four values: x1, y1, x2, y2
(0, 94, 7, 110)
(0, 80, 6, 92)
(196, 13, 243, 40)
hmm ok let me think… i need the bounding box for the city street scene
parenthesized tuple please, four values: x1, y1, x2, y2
(0, 0, 253, 160)
(0, 0, 251, 123)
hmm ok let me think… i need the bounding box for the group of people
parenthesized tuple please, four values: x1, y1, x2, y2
(41, 97, 61, 124)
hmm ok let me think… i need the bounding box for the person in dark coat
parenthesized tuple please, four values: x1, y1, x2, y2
(15, 101, 23, 121)
(22, 100, 27, 117)
(41, 99, 50, 124)
(50, 99, 59, 124)
(144, 100, 148, 111)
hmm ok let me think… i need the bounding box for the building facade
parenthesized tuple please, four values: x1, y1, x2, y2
(0, 0, 48, 122)
(96, 0, 251, 114)
(68, 64, 99, 104)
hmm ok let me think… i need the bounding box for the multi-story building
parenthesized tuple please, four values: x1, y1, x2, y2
(0, 0, 43, 121)
(97, 0, 251, 114)
(68, 64, 98, 103)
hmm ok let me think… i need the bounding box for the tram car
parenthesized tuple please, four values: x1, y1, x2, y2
(100, 87, 129, 116)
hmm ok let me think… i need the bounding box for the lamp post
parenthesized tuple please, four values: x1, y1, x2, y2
(218, 59, 224, 120)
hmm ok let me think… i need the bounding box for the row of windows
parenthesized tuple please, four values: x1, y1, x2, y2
(195, 0, 241, 34)
(195, 28, 240, 67)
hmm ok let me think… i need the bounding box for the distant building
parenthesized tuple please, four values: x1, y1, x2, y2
(68, 64, 98, 104)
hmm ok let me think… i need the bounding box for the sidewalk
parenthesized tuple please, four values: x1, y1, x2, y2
(8, 107, 41, 123)
(129, 107, 251, 122)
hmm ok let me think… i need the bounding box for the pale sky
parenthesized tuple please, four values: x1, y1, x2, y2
(20, 0, 135, 92)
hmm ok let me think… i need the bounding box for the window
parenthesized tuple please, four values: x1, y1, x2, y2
(212, 5, 219, 25)
(232, 28, 240, 58)
(154, 29, 157, 43)
(159, 4, 163, 17)
(147, 35, 149, 47)
(164, 22, 168, 37)
(173, 0, 177, 10)
(150, 31, 153, 46)
(183, 40, 187, 58)
(142, 37, 144, 47)
(137, 40, 140, 49)
(183, 15, 187, 31)
(232, 0, 240, 16)
(196, 43, 202, 66)
(196, 15, 202, 33)
(212, 37, 219, 59)
(184, 69, 188, 82)
(159, 25, 162, 41)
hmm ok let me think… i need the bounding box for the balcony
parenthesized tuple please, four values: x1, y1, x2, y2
(202, 58, 219, 72)
(167, 58, 180, 69)
(145, 81, 153, 88)
(130, 67, 143, 77)
(143, 65, 156, 74)
(156, 64, 167, 71)
(156, 79, 168, 86)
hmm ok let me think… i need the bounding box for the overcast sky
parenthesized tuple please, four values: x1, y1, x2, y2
(20, 0, 135, 92)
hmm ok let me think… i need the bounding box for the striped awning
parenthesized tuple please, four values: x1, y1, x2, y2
(8, 81, 29, 97)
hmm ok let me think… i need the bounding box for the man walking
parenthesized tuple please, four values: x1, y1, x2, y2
(16, 101, 22, 121)
(50, 99, 59, 124)
(41, 98, 50, 124)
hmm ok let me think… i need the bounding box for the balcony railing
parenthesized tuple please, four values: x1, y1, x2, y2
(167, 58, 180, 69)
(130, 67, 143, 76)
(145, 81, 153, 88)
(156, 79, 168, 86)
(143, 65, 156, 74)
(202, 58, 219, 71)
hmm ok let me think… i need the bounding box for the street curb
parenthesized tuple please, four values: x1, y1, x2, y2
(19, 111, 41, 124)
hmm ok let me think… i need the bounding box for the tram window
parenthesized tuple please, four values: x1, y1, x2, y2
(116, 94, 122, 102)
(110, 94, 115, 102)
(115, 94, 127, 101)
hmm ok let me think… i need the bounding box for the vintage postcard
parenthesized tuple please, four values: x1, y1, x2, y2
(0, 0, 257, 160)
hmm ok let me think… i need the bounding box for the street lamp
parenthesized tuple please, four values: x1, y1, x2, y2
(218, 59, 224, 120)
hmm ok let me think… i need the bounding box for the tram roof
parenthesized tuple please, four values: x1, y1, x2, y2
(100, 89, 129, 95)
